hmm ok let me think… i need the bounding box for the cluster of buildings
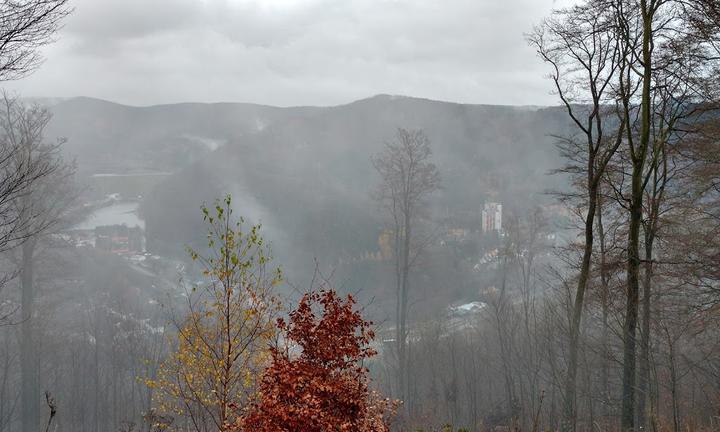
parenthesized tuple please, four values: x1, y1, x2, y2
(69, 222, 145, 255)
(67, 194, 146, 255)
(94, 225, 144, 254)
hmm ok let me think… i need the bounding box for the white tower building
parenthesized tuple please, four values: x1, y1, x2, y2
(481, 202, 502, 233)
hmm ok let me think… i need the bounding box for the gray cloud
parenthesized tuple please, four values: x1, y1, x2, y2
(4, 0, 576, 106)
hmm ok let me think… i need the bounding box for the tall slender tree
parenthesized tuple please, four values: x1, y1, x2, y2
(0, 94, 76, 432)
(0, 0, 72, 322)
(609, 1, 718, 427)
(372, 128, 440, 412)
(529, 4, 624, 429)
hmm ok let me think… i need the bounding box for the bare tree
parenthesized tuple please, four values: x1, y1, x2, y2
(529, 4, 624, 430)
(0, 0, 73, 319)
(0, 94, 77, 432)
(612, 3, 664, 428)
(0, 112, 56, 323)
(0, 0, 72, 323)
(372, 128, 440, 412)
(608, 1, 720, 428)
(0, 95, 57, 251)
(0, 0, 72, 81)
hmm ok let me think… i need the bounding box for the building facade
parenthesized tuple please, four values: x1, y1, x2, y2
(481, 202, 502, 233)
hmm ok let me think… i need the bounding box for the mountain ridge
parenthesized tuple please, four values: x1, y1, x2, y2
(43, 93, 553, 110)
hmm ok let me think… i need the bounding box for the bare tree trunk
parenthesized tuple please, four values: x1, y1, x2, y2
(637, 229, 654, 430)
(20, 240, 39, 432)
(529, 8, 624, 429)
(0, 321, 14, 430)
(44, 392, 56, 432)
(94, 324, 101, 432)
(563, 188, 597, 432)
(396, 209, 411, 410)
(621, 162, 643, 431)
(665, 330, 680, 432)
(495, 252, 516, 417)
(621, 4, 654, 429)
(548, 331, 559, 429)
(597, 189, 611, 425)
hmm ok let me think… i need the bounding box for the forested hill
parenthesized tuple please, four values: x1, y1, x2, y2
(45, 94, 573, 276)
(44, 96, 321, 174)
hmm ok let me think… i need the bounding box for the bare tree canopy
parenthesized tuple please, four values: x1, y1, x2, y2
(0, 92, 68, 254)
(373, 128, 441, 219)
(372, 128, 440, 423)
(0, 0, 71, 81)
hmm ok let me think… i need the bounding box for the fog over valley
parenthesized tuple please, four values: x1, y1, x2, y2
(1, 1, 719, 432)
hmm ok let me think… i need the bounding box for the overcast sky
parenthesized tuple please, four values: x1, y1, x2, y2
(5, 0, 574, 107)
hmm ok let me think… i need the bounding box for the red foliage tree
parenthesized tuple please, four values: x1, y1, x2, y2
(237, 289, 396, 432)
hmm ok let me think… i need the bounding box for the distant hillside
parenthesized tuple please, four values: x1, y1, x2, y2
(46, 96, 322, 175)
(45, 94, 573, 292)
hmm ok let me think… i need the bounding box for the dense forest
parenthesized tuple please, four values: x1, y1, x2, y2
(1, 0, 720, 432)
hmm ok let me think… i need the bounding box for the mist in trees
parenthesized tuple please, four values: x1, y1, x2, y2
(0, 0, 719, 432)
